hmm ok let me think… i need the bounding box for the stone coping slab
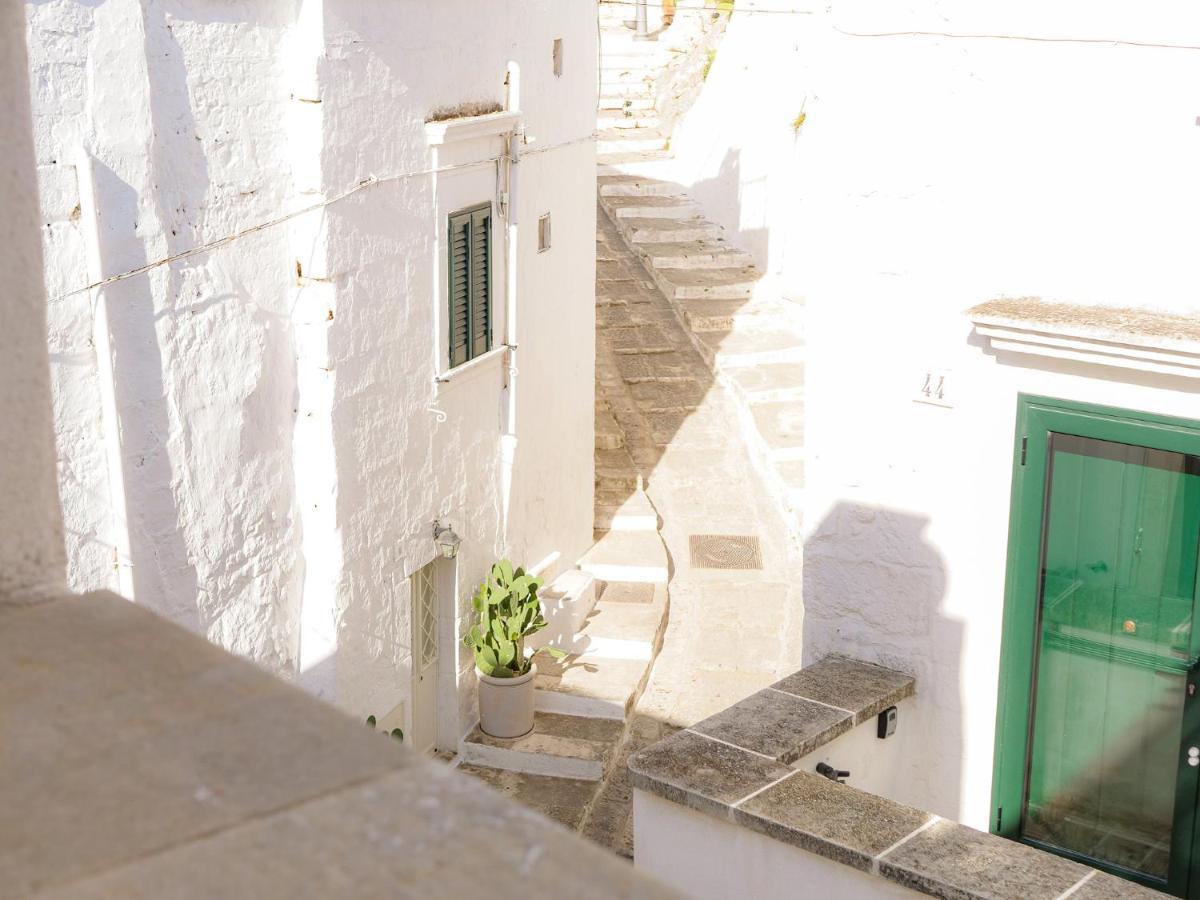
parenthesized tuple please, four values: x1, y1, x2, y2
(628, 655, 1161, 900)
(3, 591, 675, 898)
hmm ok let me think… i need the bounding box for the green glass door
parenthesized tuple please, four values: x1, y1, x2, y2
(994, 398, 1200, 897)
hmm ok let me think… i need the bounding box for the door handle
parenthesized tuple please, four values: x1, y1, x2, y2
(1189, 747, 1199, 768)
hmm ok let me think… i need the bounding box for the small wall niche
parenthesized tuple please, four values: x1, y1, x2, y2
(538, 213, 552, 252)
(553, 38, 563, 77)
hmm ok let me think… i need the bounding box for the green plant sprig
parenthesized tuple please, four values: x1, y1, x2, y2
(462, 559, 564, 678)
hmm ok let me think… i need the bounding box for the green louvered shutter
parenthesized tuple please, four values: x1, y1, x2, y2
(447, 211, 471, 368)
(447, 204, 492, 368)
(469, 205, 491, 359)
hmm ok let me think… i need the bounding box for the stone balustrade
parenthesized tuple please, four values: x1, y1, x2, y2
(628, 656, 1160, 900)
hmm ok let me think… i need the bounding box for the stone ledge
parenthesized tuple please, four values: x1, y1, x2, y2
(2, 591, 674, 898)
(628, 655, 1160, 900)
(424, 109, 520, 146)
(968, 297, 1200, 378)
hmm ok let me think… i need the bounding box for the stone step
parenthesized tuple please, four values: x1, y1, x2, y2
(694, 321, 806, 369)
(597, 111, 663, 131)
(532, 579, 669, 720)
(749, 399, 806, 458)
(551, 605, 663, 664)
(612, 349, 708, 384)
(585, 585, 668, 642)
(677, 297, 756, 333)
(606, 322, 679, 354)
(652, 265, 761, 301)
(600, 60, 670, 75)
(628, 379, 707, 412)
(597, 472, 643, 494)
(620, 216, 722, 244)
(579, 525, 668, 584)
(598, 174, 683, 198)
(607, 195, 700, 220)
(597, 149, 674, 170)
(599, 75, 654, 91)
(598, 94, 655, 111)
(595, 404, 624, 450)
(534, 648, 653, 720)
(457, 764, 602, 832)
(532, 568, 599, 651)
(460, 712, 625, 781)
(595, 445, 636, 476)
(597, 125, 667, 140)
(723, 362, 806, 404)
(598, 85, 655, 103)
(597, 472, 640, 494)
(636, 239, 756, 269)
(597, 130, 669, 154)
(594, 489, 658, 533)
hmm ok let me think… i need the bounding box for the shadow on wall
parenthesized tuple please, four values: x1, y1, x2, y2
(802, 501, 964, 820)
(89, 159, 201, 632)
(690, 147, 770, 269)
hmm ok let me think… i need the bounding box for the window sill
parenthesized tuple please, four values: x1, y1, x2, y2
(434, 345, 511, 388)
(968, 297, 1200, 379)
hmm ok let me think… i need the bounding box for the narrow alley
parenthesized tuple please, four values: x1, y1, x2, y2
(458, 0, 807, 857)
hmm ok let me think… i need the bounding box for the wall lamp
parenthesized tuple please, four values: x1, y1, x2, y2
(432, 521, 462, 559)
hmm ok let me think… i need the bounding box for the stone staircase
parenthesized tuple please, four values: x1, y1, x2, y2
(459, 465, 670, 844)
(594, 1, 807, 532)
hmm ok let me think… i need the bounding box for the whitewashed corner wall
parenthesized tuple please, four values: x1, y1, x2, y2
(2, 0, 66, 604)
(664, 0, 1200, 828)
(24, 0, 596, 737)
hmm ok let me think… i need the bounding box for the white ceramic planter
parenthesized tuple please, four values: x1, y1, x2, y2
(477, 663, 538, 739)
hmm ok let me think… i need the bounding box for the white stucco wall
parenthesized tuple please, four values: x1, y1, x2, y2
(2, 0, 66, 604)
(633, 791, 918, 899)
(27, 0, 304, 668)
(664, 0, 1200, 828)
(26, 0, 596, 739)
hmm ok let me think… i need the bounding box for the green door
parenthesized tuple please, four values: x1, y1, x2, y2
(994, 397, 1200, 896)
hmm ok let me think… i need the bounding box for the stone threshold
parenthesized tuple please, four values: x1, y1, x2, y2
(628, 655, 1161, 899)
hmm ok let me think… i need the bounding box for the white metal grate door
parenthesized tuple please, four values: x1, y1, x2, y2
(411, 562, 439, 753)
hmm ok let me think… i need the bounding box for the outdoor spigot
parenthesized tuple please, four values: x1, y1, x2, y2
(816, 762, 850, 784)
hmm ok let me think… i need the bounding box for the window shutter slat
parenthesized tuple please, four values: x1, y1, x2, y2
(469, 207, 491, 358)
(448, 212, 471, 368)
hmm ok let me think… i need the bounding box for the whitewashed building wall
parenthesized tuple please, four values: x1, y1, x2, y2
(25, 0, 596, 741)
(663, 0, 1200, 827)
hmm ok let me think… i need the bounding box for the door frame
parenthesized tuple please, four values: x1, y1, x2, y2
(410, 558, 441, 755)
(991, 394, 1200, 897)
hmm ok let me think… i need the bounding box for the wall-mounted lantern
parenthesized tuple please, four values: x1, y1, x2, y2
(432, 521, 462, 559)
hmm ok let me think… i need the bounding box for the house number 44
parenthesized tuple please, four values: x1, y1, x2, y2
(914, 368, 952, 408)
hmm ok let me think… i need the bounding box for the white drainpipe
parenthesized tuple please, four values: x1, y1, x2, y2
(500, 62, 521, 547)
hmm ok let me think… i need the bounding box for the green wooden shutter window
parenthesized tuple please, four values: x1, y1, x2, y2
(447, 203, 492, 368)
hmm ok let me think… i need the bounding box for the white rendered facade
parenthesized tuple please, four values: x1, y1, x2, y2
(25, 0, 596, 744)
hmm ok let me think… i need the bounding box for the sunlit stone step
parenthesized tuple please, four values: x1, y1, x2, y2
(460, 712, 624, 780)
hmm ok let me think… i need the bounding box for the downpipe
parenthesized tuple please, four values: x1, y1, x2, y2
(500, 62, 521, 548)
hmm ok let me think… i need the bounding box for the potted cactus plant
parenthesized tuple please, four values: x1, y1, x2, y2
(463, 559, 562, 738)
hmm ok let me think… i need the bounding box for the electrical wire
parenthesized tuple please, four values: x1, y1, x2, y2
(599, 0, 1200, 48)
(52, 132, 597, 303)
(832, 24, 1200, 52)
(598, 0, 813, 15)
